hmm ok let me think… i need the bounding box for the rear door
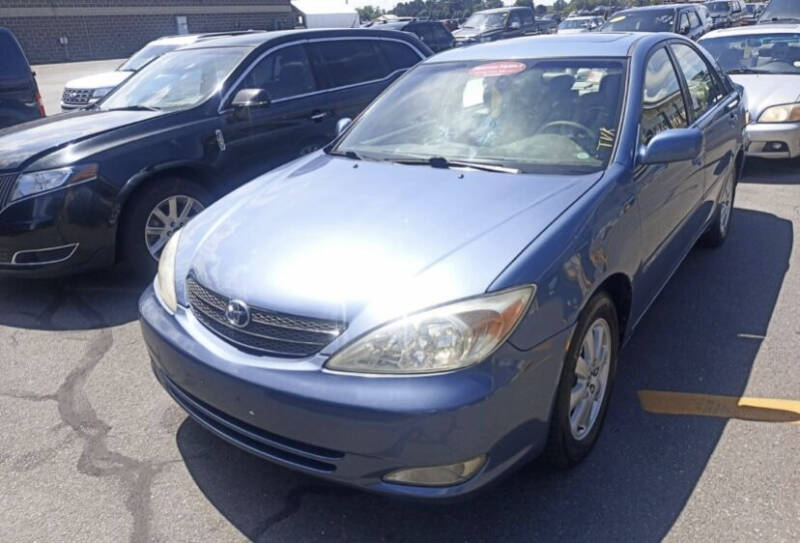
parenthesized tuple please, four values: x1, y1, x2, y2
(0, 29, 40, 129)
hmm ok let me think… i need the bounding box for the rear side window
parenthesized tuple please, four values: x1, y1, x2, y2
(378, 41, 422, 71)
(0, 30, 30, 80)
(308, 40, 388, 89)
(671, 43, 725, 119)
(641, 47, 688, 145)
(241, 44, 317, 100)
(412, 24, 436, 45)
(522, 10, 535, 27)
(688, 11, 701, 28)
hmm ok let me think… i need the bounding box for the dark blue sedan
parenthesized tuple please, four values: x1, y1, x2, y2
(140, 32, 745, 499)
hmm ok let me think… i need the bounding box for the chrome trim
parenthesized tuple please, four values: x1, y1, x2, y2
(10, 243, 79, 266)
(218, 36, 425, 114)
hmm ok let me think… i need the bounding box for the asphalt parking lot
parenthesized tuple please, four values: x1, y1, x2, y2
(2, 62, 799, 543)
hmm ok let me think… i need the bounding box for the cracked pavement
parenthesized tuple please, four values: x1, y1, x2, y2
(1, 159, 799, 542)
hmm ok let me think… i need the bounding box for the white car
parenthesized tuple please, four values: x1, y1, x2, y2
(557, 16, 604, 34)
(60, 32, 258, 111)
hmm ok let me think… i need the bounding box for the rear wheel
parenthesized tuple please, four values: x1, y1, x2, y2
(545, 292, 619, 468)
(120, 178, 211, 277)
(700, 164, 737, 248)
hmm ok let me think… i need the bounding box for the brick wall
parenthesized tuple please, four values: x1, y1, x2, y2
(0, 1, 295, 64)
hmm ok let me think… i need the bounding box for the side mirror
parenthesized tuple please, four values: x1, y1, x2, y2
(509, 21, 522, 30)
(336, 118, 352, 136)
(231, 88, 271, 109)
(639, 128, 703, 165)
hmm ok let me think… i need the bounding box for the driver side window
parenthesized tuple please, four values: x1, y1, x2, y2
(240, 44, 317, 102)
(641, 47, 688, 145)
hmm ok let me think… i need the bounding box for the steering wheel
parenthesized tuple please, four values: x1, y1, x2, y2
(537, 120, 596, 153)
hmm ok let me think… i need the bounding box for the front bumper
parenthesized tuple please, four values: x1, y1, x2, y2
(140, 285, 571, 500)
(745, 122, 800, 159)
(0, 176, 117, 277)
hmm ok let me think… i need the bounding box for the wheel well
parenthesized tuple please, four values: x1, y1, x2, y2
(114, 166, 213, 263)
(596, 273, 632, 343)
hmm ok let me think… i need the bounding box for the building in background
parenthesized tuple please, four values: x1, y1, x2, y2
(0, 0, 294, 64)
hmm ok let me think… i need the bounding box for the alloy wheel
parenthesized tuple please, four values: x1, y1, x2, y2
(719, 172, 734, 236)
(569, 318, 612, 441)
(144, 195, 204, 260)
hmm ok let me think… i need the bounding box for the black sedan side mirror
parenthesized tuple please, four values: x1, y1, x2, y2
(639, 128, 703, 165)
(231, 88, 271, 109)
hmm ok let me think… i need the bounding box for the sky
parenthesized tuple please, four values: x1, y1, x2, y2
(348, 1, 556, 10)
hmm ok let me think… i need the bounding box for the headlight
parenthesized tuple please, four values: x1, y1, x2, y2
(325, 285, 535, 375)
(154, 229, 182, 313)
(758, 103, 800, 123)
(92, 87, 113, 99)
(11, 164, 98, 203)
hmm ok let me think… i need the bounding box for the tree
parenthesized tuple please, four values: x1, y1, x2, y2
(535, 4, 547, 16)
(356, 5, 384, 22)
(554, 0, 567, 12)
(514, 0, 534, 8)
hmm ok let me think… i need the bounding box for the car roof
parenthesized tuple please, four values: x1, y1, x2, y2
(429, 33, 646, 63)
(615, 5, 686, 13)
(180, 28, 420, 50)
(474, 7, 525, 14)
(701, 23, 800, 39)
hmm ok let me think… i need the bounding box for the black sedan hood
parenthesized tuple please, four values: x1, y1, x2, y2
(0, 109, 162, 171)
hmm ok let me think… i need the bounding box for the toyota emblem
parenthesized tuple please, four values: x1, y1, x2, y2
(225, 299, 250, 328)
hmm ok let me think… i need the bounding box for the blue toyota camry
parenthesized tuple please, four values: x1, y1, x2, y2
(140, 32, 745, 499)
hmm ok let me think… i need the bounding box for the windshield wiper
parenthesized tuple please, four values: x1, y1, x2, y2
(326, 149, 362, 160)
(726, 68, 773, 74)
(106, 105, 161, 112)
(390, 156, 521, 174)
(766, 16, 800, 22)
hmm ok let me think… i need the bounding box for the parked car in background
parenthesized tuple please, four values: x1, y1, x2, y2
(706, 1, 745, 29)
(453, 6, 543, 46)
(696, 3, 714, 33)
(742, 3, 766, 25)
(141, 32, 744, 500)
(0, 29, 431, 277)
(601, 5, 707, 40)
(757, 0, 800, 24)
(700, 24, 800, 158)
(374, 20, 455, 52)
(558, 16, 604, 34)
(61, 32, 260, 111)
(0, 27, 45, 129)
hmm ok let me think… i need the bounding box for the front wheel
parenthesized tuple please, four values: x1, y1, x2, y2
(545, 292, 619, 468)
(120, 178, 211, 277)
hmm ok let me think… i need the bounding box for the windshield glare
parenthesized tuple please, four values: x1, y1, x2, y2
(760, 0, 800, 21)
(102, 48, 247, 112)
(559, 19, 590, 29)
(700, 34, 800, 74)
(120, 43, 180, 72)
(603, 11, 675, 32)
(463, 12, 507, 30)
(334, 59, 626, 174)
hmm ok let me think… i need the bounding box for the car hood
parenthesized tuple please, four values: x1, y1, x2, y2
(179, 153, 602, 333)
(729, 73, 800, 119)
(558, 28, 589, 34)
(64, 70, 132, 90)
(0, 109, 163, 171)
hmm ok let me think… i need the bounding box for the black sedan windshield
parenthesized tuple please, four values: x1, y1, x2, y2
(701, 33, 800, 75)
(334, 58, 626, 174)
(602, 10, 675, 32)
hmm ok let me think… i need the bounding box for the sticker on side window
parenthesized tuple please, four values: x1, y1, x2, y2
(468, 61, 526, 78)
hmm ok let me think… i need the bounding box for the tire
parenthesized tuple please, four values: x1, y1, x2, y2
(119, 177, 211, 277)
(545, 292, 619, 468)
(699, 162, 737, 248)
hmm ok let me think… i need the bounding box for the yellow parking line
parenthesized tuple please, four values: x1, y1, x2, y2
(638, 390, 800, 424)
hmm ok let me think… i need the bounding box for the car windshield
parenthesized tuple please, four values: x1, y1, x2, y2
(559, 19, 591, 29)
(602, 10, 674, 32)
(332, 58, 626, 174)
(119, 43, 182, 72)
(708, 2, 732, 14)
(700, 33, 800, 75)
(101, 47, 247, 112)
(759, 0, 800, 22)
(462, 12, 507, 30)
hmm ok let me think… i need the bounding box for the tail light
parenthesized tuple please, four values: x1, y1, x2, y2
(34, 91, 46, 117)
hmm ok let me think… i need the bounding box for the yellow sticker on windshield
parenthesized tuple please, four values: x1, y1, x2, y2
(609, 15, 625, 22)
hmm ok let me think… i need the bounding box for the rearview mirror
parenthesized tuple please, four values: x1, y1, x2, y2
(336, 118, 352, 136)
(639, 128, 703, 165)
(231, 88, 271, 109)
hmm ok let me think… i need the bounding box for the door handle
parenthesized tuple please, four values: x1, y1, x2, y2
(726, 99, 739, 111)
(310, 111, 329, 122)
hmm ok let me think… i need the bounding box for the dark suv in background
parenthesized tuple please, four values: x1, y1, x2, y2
(0, 27, 45, 130)
(601, 4, 707, 40)
(706, 0, 745, 29)
(758, 0, 800, 24)
(453, 6, 549, 46)
(373, 20, 455, 53)
(0, 29, 431, 277)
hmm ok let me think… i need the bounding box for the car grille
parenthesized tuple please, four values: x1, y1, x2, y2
(62, 88, 92, 105)
(186, 276, 346, 358)
(0, 174, 17, 210)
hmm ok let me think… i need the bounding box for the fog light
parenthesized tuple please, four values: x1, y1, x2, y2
(383, 455, 486, 487)
(763, 141, 788, 153)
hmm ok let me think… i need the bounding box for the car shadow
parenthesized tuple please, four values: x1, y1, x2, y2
(0, 267, 147, 330)
(742, 157, 800, 184)
(175, 207, 791, 543)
